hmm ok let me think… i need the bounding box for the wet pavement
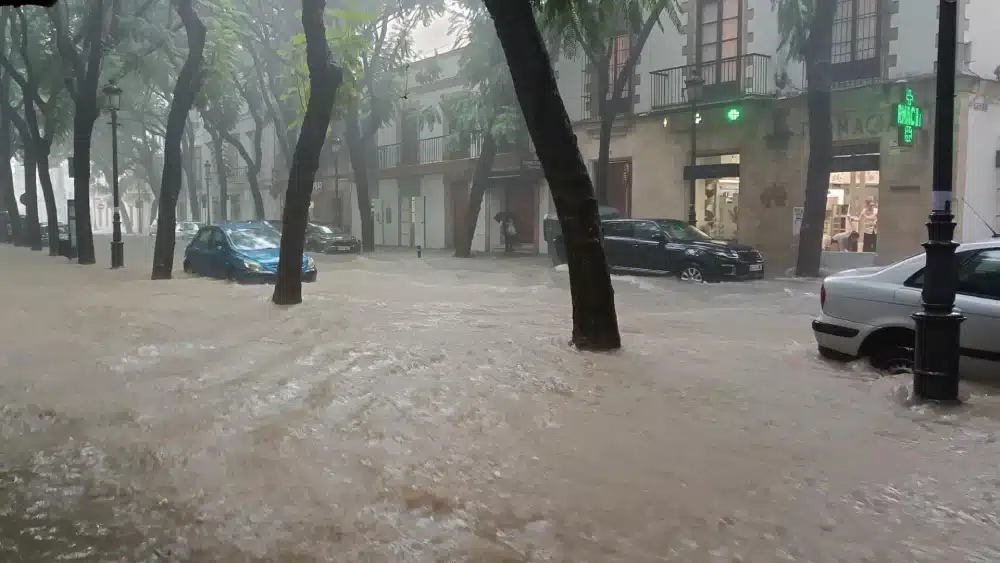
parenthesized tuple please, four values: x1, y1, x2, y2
(2, 240, 1000, 561)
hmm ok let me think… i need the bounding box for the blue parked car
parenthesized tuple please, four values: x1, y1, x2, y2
(182, 223, 317, 283)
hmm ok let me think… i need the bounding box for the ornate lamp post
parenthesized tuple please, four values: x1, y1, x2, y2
(203, 160, 212, 225)
(912, 0, 964, 402)
(684, 72, 704, 226)
(103, 80, 124, 268)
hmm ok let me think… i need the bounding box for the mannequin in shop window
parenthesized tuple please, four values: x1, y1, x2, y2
(858, 198, 878, 252)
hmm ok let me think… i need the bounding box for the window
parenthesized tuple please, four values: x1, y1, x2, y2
(831, 0, 880, 81)
(602, 221, 634, 238)
(607, 35, 631, 99)
(193, 228, 212, 246)
(697, 0, 741, 85)
(957, 250, 1000, 299)
(634, 222, 663, 241)
(905, 251, 978, 289)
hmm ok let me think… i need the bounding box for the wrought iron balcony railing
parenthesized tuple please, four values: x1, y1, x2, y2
(650, 53, 772, 109)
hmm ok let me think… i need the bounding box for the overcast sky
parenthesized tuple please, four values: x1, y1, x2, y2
(411, 15, 457, 57)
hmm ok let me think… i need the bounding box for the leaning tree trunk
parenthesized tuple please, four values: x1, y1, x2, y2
(455, 132, 498, 258)
(345, 110, 375, 251)
(272, 0, 343, 305)
(483, 0, 621, 351)
(151, 0, 206, 280)
(795, 0, 836, 277)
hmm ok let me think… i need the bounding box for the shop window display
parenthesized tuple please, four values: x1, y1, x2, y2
(694, 154, 740, 240)
(822, 170, 878, 253)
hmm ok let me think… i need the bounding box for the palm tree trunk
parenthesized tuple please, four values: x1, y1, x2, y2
(455, 132, 497, 257)
(272, 0, 343, 305)
(795, 0, 837, 277)
(151, 0, 206, 279)
(483, 0, 621, 351)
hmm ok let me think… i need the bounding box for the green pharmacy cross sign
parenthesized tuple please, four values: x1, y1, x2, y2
(893, 87, 923, 146)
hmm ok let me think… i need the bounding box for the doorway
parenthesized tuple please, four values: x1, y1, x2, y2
(596, 159, 632, 217)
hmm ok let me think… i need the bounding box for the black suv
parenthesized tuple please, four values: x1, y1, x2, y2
(600, 218, 764, 282)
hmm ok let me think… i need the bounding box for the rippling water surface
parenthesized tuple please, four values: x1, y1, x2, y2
(2, 246, 1000, 562)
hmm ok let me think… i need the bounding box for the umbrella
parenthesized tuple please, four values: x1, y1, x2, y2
(493, 211, 516, 223)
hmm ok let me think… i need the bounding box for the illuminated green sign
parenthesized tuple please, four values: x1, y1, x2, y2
(893, 87, 923, 146)
(724, 106, 742, 121)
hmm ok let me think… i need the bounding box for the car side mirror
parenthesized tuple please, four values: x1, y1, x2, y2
(652, 232, 667, 242)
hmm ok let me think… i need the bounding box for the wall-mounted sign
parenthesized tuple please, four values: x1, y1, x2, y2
(893, 87, 923, 146)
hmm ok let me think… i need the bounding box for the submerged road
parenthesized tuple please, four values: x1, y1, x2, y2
(1, 241, 999, 561)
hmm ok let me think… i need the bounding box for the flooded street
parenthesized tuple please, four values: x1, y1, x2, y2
(2, 241, 1000, 562)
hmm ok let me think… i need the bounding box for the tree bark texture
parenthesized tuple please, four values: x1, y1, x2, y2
(69, 0, 108, 264)
(454, 131, 497, 258)
(345, 109, 375, 251)
(151, 0, 206, 279)
(795, 0, 836, 277)
(483, 0, 621, 351)
(271, 0, 343, 305)
(8, 111, 41, 250)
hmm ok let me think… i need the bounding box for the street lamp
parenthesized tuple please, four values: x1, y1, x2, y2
(203, 160, 212, 225)
(684, 72, 704, 227)
(104, 80, 124, 269)
(330, 136, 342, 225)
(912, 0, 964, 402)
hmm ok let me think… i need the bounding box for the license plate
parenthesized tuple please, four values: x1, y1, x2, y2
(749, 264, 763, 272)
(335, 246, 351, 251)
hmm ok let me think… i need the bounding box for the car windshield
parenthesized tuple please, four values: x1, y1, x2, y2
(654, 220, 711, 241)
(311, 224, 334, 234)
(225, 227, 279, 250)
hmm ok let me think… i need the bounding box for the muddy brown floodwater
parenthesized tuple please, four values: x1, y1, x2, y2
(1, 244, 1000, 562)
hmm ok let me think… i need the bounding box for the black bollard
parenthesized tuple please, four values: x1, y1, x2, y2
(417, 244, 422, 258)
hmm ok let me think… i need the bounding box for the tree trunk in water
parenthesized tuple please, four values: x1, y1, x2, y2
(454, 132, 497, 258)
(483, 0, 621, 351)
(345, 111, 375, 251)
(151, 0, 206, 280)
(0, 115, 20, 244)
(71, 102, 99, 263)
(9, 110, 42, 251)
(795, 0, 836, 278)
(272, 0, 343, 305)
(211, 136, 228, 222)
(182, 128, 201, 221)
(594, 100, 615, 206)
(36, 151, 60, 255)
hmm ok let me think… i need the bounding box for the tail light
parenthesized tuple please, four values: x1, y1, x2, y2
(820, 284, 826, 310)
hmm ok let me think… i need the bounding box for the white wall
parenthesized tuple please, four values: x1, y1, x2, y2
(967, 0, 1000, 80)
(961, 97, 1000, 241)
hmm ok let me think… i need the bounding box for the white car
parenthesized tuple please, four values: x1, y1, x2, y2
(813, 239, 1000, 379)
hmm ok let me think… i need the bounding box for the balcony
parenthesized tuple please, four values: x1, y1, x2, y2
(377, 136, 448, 169)
(650, 53, 771, 110)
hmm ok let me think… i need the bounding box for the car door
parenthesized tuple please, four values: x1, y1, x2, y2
(952, 249, 1000, 380)
(203, 228, 229, 278)
(894, 248, 1000, 380)
(632, 221, 669, 271)
(187, 228, 212, 274)
(600, 220, 635, 269)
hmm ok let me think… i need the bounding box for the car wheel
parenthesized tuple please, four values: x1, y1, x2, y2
(678, 263, 705, 283)
(182, 259, 192, 273)
(226, 266, 237, 282)
(870, 345, 914, 374)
